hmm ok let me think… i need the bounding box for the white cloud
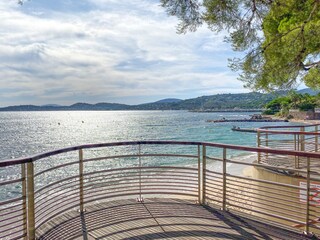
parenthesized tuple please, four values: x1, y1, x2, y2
(0, 0, 242, 106)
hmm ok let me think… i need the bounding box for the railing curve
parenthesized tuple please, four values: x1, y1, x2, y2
(1, 141, 320, 239)
(256, 123, 320, 168)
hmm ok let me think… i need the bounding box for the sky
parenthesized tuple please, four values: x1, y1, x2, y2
(0, 0, 249, 107)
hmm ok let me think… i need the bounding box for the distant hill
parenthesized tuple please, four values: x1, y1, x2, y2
(297, 88, 320, 95)
(0, 92, 285, 111)
(154, 98, 182, 103)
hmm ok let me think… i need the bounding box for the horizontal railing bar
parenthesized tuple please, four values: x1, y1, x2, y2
(0, 206, 25, 217)
(226, 197, 304, 221)
(84, 184, 197, 198)
(226, 195, 305, 219)
(0, 217, 25, 229)
(260, 123, 320, 129)
(205, 185, 223, 193)
(0, 232, 26, 240)
(227, 177, 305, 196)
(0, 203, 23, 213)
(226, 185, 306, 210)
(84, 153, 198, 163)
(84, 178, 198, 190)
(205, 178, 223, 185)
(2, 140, 320, 167)
(35, 198, 79, 223)
(0, 210, 25, 223)
(225, 159, 312, 174)
(34, 175, 79, 195)
(7, 234, 27, 240)
(83, 166, 198, 177)
(0, 221, 25, 235)
(227, 202, 304, 225)
(35, 189, 79, 212)
(35, 202, 80, 229)
(0, 178, 23, 187)
(34, 160, 79, 177)
(83, 191, 198, 206)
(85, 183, 198, 195)
(35, 187, 79, 209)
(206, 196, 223, 204)
(205, 156, 223, 161)
(226, 174, 303, 190)
(206, 170, 223, 175)
(0, 197, 23, 206)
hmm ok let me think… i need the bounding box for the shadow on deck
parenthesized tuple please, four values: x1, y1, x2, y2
(37, 198, 312, 240)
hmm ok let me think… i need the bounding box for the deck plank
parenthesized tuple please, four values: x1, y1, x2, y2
(37, 198, 312, 240)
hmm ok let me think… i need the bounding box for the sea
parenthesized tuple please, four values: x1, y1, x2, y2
(0, 111, 300, 201)
(0, 110, 298, 160)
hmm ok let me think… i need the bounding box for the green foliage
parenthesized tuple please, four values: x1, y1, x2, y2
(161, 0, 320, 91)
(264, 91, 320, 116)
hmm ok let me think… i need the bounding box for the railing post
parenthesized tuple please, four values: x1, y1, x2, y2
(202, 145, 206, 205)
(21, 163, 27, 240)
(198, 145, 201, 204)
(300, 127, 305, 152)
(305, 157, 310, 234)
(26, 161, 35, 240)
(315, 125, 318, 152)
(294, 134, 298, 168)
(79, 149, 84, 212)
(138, 144, 143, 202)
(222, 148, 227, 211)
(257, 131, 261, 163)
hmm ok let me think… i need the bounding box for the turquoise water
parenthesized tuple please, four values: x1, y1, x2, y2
(0, 110, 297, 160)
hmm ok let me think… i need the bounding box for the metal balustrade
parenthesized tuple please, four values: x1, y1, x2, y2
(257, 124, 320, 169)
(1, 141, 320, 239)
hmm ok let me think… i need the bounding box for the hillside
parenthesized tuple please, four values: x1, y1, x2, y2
(0, 92, 284, 111)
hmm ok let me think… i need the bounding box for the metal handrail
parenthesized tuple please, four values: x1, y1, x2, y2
(1, 141, 320, 239)
(256, 124, 320, 165)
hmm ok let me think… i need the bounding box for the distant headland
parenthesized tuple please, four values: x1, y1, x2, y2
(0, 89, 317, 112)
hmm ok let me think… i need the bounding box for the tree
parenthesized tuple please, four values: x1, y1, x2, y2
(161, 0, 320, 91)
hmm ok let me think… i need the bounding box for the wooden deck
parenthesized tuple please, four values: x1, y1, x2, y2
(36, 198, 312, 240)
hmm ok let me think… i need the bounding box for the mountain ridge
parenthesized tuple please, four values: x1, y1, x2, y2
(1, 89, 313, 111)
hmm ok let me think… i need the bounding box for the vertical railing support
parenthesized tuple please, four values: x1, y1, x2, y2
(202, 145, 206, 205)
(315, 125, 318, 152)
(297, 135, 301, 168)
(197, 145, 201, 204)
(21, 164, 27, 240)
(294, 134, 298, 169)
(305, 157, 310, 234)
(222, 148, 227, 211)
(300, 127, 305, 152)
(79, 149, 84, 212)
(26, 161, 35, 240)
(257, 131, 261, 163)
(137, 144, 143, 202)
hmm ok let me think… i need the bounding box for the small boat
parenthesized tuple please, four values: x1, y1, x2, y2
(231, 126, 257, 133)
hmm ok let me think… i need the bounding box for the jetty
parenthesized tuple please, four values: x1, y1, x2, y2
(208, 119, 288, 123)
(207, 114, 288, 123)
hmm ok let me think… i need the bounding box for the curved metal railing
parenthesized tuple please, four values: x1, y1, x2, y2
(1, 141, 320, 239)
(257, 124, 320, 168)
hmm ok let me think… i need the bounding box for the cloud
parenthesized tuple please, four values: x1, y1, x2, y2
(0, 0, 242, 106)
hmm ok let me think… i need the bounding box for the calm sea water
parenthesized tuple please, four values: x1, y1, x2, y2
(0, 110, 297, 161)
(0, 111, 301, 200)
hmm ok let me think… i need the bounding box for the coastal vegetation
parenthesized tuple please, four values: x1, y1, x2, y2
(161, 0, 320, 91)
(263, 91, 320, 116)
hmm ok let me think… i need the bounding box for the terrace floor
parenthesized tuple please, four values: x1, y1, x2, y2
(37, 198, 313, 240)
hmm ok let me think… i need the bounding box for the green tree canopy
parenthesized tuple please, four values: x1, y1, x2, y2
(161, 0, 320, 91)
